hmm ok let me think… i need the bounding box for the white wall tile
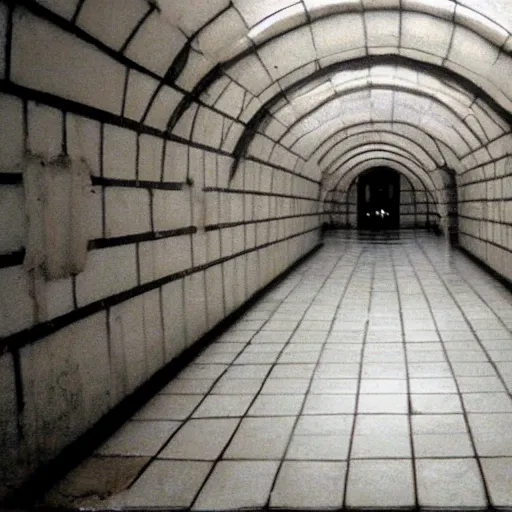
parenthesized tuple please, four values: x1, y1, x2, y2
(138, 134, 163, 182)
(0, 185, 25, 253)
(164, 141, 188, 183)
(184, 272, 208, 345)
(139, 235, 192, 283)
(75, 245, 137, 307)
(103, 125, 137, 180)
(153, 189, 192, 231)
(0, 95, 24, 172)
(124, 11, 187, 77)
(21, 312, 110, 464)
(0, 266, 35, 337)
(142, 289, 165, 376)
(109, 295, 147, 401)
(66, 114, 101, 176)
(161, 279, 187, 360)
(144, 86, 184, 131)
(27, 102, 62, 159)
(12, 8, 125, 114)
(36, 0, 80, 20)
(105, 188, 151, 237)
(77, 0, 149, 51)
(205, 266, 225, 329)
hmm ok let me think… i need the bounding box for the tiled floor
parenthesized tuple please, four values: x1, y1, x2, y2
(42, 231, 512, 510)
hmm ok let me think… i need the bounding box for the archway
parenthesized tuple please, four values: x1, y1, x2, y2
(357, 167, 400, 230)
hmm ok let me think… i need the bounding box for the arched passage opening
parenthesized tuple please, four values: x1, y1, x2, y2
(357, 167, 400, 230)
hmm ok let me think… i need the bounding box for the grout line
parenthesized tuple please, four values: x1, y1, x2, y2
(342, 242, 375, 508)
(121, 269, 309, 495)
(188, 250, 341, 508)
(409, 239, 493, 508)
(266, 244, 366, 508)
(392, 239, 420, 508)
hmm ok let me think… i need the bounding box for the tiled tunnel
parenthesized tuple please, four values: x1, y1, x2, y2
(1, 0, 512, 509)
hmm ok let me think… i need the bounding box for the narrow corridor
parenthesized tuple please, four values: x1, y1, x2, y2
(42, 232, 512, 510)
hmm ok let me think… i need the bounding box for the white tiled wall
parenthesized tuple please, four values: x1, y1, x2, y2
(0, 2, 324, 494)
(459, 138, 512, 281)
(9, 0, 512, 502)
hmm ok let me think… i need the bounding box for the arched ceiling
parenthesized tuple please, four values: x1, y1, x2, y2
(40, 0, 512, 195)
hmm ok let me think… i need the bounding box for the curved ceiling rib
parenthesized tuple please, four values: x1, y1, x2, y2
(324, 145, 434, 177)
(331, 157, 438, 197)
(144, 0, 512, 190)
(313, 123, 447, 165)
(318, 132, 443, 171)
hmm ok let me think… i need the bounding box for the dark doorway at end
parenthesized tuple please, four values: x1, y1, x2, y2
(357, 167, 400, 230)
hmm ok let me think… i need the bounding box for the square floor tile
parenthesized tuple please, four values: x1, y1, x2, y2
(320, 349, 362, 363)
(123, 460, 211, 508)
(416, 458, 487, 508)
(359, 379, 407, 394)
(294, 415, 354, 436)
(286, 434, 351, 460)
(326, 332, 364, 343)
(488, 349, 512, 362)
(210, 378, 262, 395)
(409, 378, 457, 394)
(309, 378, 358, 394)
(456, 376, 506, 392)
(413, 433, 473, 457)
(269, 364, 316, 379)
(451, 362, 496, 376)
(358, 394, 408, 413)
(468, 413, 512, 456)
(405, 331, 440, 342)
(220, 329, 257, 342)
(224, 416, 295, 459)
(462, 392, 512, 413)
(262, 321, 299, 331)
(234, 351, 279, 364)
(412, 414, 467, 434)
(194, 352, 238, 365)
(406, 350, 446, 363)
(252, 331, 293, 343)
(352, 415, 411, 458)
(178, 364, 228, 380)
(411, 394, 463, 414)
(290, 331, 329, 344)
(366, 331, 403, 343)
(160, 378, 215, 395)
(298, 320, 331, 331)
(446, 350, 488, 362)
(270, 461, 346, 508)
(193, 460, 279, 510)
(224, 364, 271, 379)
(346, 459, 415, 508)
(244, 343, 285, 353)
(96, 421, 180, 456)
(283, 343, 323, 353)
(315, 363, 360, 379)
(481, 458, 512, 507)
(260, 378, 310, 394)
(407, 362, 452, 378)
(362, 362, 406, 379)
(192, 395, 253, 418)
(159, 418, 239, 460)
(363, 352, 405, 363)
(303, 394, 356, 415)
(278, 351, 321, 364)
(133, 395, 203, 420)
(248, 394, 305, 416)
